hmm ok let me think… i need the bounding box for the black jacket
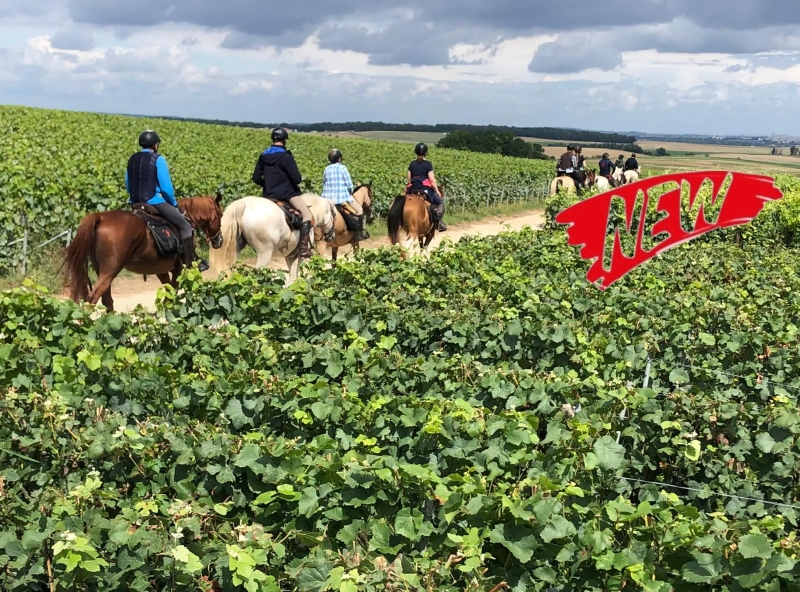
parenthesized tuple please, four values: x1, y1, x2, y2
(624, 157, 639, 171)
(252, 147, 302, 200)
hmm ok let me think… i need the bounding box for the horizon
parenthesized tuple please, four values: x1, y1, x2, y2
(0, 100, 785, 141)
(3, 2, 800, 137)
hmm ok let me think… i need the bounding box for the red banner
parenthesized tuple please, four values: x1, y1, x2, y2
(554, 172, 784, 290)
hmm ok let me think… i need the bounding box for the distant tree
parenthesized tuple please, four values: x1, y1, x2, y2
(655, 147, 670, 156)
(436, 129, 548, 160)
(791, 145, 798, 156)
(771, 147, 778, 155)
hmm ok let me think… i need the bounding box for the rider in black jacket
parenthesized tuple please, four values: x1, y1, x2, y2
(252, 128, 312, 260)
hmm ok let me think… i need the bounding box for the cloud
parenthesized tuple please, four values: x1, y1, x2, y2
(50, 27, 95, 51)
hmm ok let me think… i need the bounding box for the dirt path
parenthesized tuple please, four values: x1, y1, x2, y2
(79, 210, 545, 313)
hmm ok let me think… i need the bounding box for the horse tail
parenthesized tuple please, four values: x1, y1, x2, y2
(209, 199, 245, 275)
(387, 194, 407, 245)
(63, 213, 100, 303)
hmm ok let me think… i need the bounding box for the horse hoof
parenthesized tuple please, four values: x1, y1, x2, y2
(197, 260, 210, 272)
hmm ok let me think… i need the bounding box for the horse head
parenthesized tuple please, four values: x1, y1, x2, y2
(180, 194, 224, 249)
(354, 182, 374, 223)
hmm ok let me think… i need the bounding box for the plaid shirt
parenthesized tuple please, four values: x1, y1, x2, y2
(321, 162, 354, 204)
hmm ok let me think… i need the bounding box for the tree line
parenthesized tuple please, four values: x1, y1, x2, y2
(138, 114, 636, 144)
(435, 129, 550, 160)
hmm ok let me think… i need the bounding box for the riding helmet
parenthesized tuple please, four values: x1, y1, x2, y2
(603, 153, 609, 158)
(328, 148, 343, 163)
(271, 127, 289, 143)
(567, 145, 575, 151)
(138, 130, 161, 148)
(414, 142, 429, 156)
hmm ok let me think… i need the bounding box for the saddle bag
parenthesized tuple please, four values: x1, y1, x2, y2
(131, 203, 182, 258)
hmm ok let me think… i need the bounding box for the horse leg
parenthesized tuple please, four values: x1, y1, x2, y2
(285, 254, 300, 283)
(331, 247, 338, 264)
(157, 273, 172, 285)
(86, 269, 118, 310)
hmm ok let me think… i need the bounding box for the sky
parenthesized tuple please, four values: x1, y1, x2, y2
(2, 1, 800, 136)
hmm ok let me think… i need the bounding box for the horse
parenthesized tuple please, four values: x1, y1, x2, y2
(324, 183, 374, 264)
(595, 175, 613, 192)
(63, 195, 224, 311)
(550, 175, 576, 195)
(208, 193, 337, 282)
(387, 190, 437, 254)
(624, 169, 641, 184)
(612, 167, 624, 186)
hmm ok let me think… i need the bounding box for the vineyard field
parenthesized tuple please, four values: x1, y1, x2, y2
(0, 105, 553, 275)
(3, 229, 800, 590)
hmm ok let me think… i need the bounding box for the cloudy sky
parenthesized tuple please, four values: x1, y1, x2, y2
(3, 1, 800, 136)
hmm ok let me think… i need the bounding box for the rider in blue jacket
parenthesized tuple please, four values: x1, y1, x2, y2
(125, 130, 208, 271)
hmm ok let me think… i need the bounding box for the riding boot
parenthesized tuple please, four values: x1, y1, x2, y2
(436, 204, 447, 231)
(181, 235, 209, 273)
(298, 221, 312, 260)
(357, 215, 370, 241)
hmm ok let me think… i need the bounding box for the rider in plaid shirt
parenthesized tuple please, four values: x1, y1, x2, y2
(322, 149, 368, 240)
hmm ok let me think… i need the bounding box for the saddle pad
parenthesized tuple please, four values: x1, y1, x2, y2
(131, 205, 182, 258)
(335, 204, 360, 232)
(268, 198, 315, 230)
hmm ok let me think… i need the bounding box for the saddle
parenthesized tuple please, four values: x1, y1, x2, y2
(267, 198, 314, 230)
(407, 190, 440, 225)
(131, 203, 183, 258)
(335, 204, 361, 232)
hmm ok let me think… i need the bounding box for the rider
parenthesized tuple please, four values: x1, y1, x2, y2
(252, 128, 313, 261)
(125, 130, 208, 272)
(322, 148, 369, 240)
(624, 153, 639, 172)
(598, 152, 616, 186)
(556, 145, 584, 193)
(407, 142, 446, 231)
(614, 154, 626, 171)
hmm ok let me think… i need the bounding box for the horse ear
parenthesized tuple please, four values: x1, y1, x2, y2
(215, 190, 223, 204)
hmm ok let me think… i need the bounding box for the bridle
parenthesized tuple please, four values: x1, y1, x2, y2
(183, 198, 223, 246)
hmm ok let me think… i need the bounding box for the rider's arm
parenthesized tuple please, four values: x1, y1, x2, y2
(407, 169, 412, 184)
(156, 156, 178, 207)
(282, 155, 303, 187)
(428, 171, 442, 196)
(343, 166, 354, 195)
(252, 156, 265, 187)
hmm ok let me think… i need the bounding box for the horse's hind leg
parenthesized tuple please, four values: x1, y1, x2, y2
(87, 270, 117, 310)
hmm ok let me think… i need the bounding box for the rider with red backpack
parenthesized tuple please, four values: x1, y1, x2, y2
(406, 143, 447, 231)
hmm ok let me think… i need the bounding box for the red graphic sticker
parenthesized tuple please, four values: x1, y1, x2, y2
(554, 172, 783, 290)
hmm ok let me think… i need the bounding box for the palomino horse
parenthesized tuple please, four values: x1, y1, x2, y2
(64, 195, 224, 311)
(550, 175, 576, 195)
(387, 190, 437, 254)
(324, 183, 373, 263)
(208, 194, 336, 281)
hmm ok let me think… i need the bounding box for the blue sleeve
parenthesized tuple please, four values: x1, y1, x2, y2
(156, 156, 177, 206)
(125, 170, 131, 204)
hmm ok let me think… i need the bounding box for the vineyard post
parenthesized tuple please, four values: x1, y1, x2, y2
(617, 357, 651, 444)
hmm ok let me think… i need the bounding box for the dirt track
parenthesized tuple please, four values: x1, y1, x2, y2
(80, 211, 545, 313)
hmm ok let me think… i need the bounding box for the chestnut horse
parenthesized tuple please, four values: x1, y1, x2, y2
(387, 190, 437, 254)
(324, 183, 374, 263)
(63, 195, 224, 311)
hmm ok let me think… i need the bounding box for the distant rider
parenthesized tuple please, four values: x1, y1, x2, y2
(556, 145, 584, 193)
(598, 153, 617, 186)
(406, 142, 446, 231)
(322, 148, 369, 240)
(624, 153, 639, 172)
(614, 154, 625, 171)
(252, 128, 313, 261)
(125, 130, 208, 271)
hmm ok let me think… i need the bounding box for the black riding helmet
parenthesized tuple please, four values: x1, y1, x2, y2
(414, 142, 428, 156)
(328, 148, 343, 163)
(567, 145, 575, 151)
(139, 130, 161, 148)
(271, 127, 289, 143)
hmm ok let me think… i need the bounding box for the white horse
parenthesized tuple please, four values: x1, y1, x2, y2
(595, 176, 612, 192)
(209, 194, 337, 281)
(623, 169, 641, 184)
(612, 167, 624, 185)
